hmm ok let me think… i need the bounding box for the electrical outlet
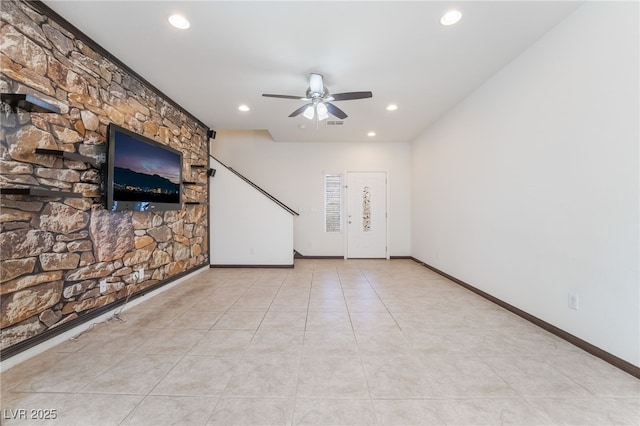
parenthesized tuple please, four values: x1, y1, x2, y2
(137, 267, 144, 281)
(568, 293, 579, 310)
(99, 279, 107, 293)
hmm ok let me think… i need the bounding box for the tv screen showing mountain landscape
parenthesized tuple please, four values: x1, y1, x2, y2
(113, 132, 181, 203)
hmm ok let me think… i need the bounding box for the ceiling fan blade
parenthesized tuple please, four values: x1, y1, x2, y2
(309, 73, 324, 94)
(330, 91, 373, 101)
(262, 94, 306, 100)
(288, 103, 312, 117)
(325, 102, 348, 119)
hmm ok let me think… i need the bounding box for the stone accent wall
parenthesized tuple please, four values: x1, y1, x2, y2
(0, 1, 209, 351)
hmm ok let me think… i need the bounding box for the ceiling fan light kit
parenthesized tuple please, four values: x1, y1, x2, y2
(263, 73, 372, 121)
(316, 102, 328, 120)
(303, 105, 315, 120)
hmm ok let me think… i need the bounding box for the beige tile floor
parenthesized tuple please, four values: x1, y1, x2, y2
(1, 259, 639, 425)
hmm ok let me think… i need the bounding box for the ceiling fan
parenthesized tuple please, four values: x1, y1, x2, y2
(262, 73, 372, 120)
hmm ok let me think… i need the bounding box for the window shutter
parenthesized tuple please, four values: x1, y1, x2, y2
(324, 175, 342, 233)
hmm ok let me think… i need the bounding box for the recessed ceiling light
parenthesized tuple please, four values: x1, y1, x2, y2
(168, 14, 190, 30)
(386, 104, 398, 111)
(367, 131, 376, 137)
(238, 105, 250, 112)
(440, 10, 462, 26)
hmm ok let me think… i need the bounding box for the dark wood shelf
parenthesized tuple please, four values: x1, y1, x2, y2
(1, 93, 61, 114)
(34, 149, 97, 166)
(0, 187, 82, 198)
(185, 201, 206, 205)
(190, 164, 208, 168)
(183, 181, 203, 185)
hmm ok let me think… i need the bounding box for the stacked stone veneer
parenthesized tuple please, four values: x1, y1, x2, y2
(0, 0, 209, 351)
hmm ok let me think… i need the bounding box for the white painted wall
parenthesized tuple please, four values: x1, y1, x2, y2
(411, 2, 639, 366)
(209, 156, 295, 266)
(211, 131, 411, 257)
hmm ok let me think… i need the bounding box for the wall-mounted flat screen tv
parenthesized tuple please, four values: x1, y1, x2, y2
(106, 123, 182, 212)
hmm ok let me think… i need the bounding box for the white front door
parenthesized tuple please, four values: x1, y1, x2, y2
(346, 171, 388, 259)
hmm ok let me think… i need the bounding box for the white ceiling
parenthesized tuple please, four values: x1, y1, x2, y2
(43, 1, 582, 143)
